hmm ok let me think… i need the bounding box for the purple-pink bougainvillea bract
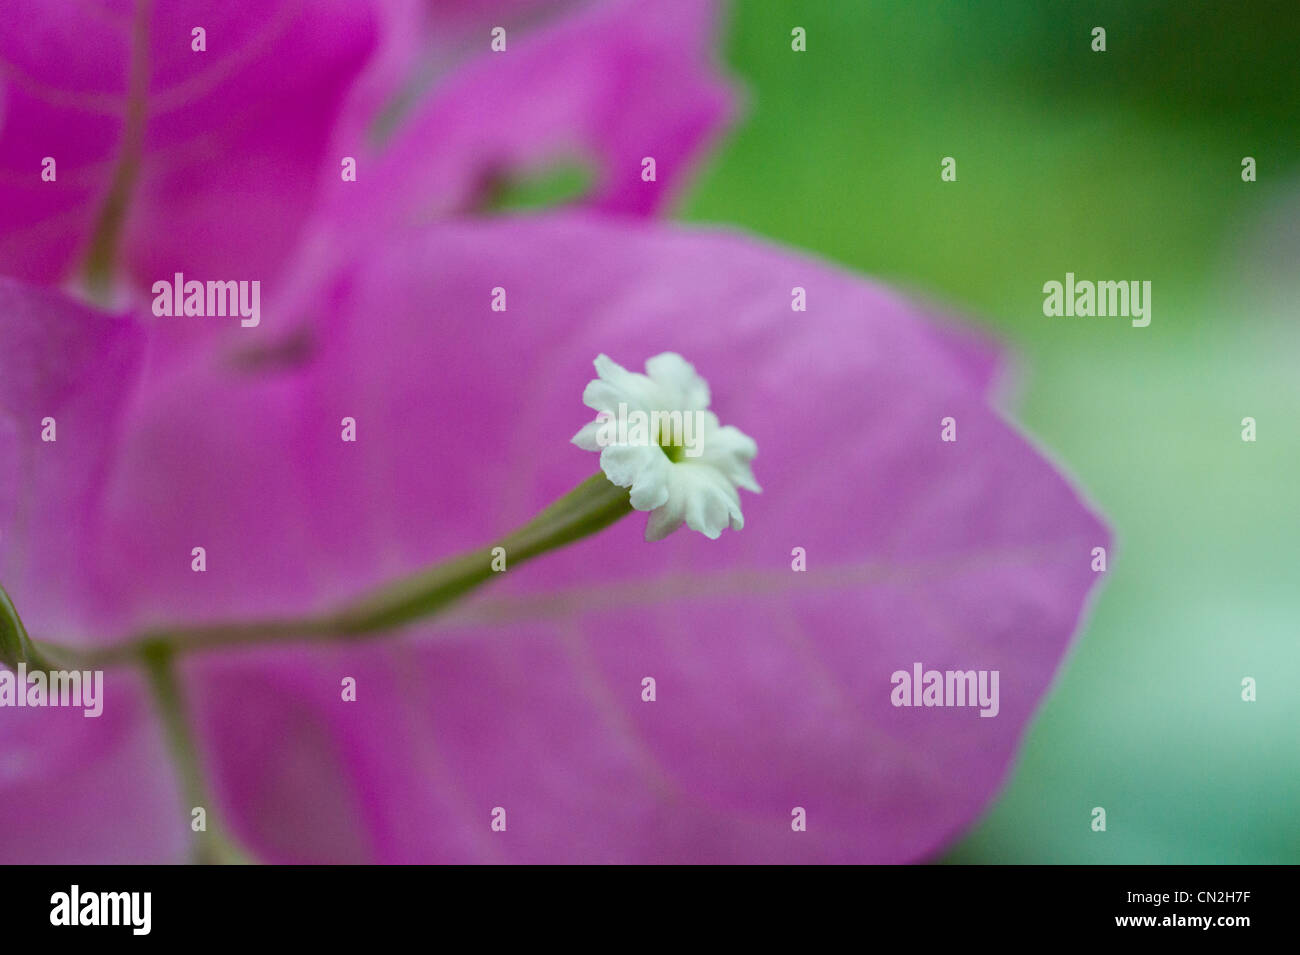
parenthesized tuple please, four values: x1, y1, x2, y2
(0, 0, 1107, 863)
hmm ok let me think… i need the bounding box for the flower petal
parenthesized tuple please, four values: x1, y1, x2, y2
(599, 443, 671, 510)
(702, 423, 762, 492)
(644, 352, 711, 410)
(582, 353, 662, 414)
(570, 417, 608, 452)
(674, 461, 741, 539)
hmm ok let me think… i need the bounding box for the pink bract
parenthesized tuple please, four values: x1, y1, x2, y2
(0, 0, 1107, 863)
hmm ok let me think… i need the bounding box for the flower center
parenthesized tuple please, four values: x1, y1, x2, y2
(660, 439, 686, 463)
(657, 416, 688, 462)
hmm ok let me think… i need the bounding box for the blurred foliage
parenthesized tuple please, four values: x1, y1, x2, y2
(679, 0, 1300, 862)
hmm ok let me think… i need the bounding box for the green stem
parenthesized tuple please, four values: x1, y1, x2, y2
(0, 585, 56, 672)
(141, 641, 253, 864)
(31, 472, 632, 668)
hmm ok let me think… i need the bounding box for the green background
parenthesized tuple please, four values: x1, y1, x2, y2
(678, 0, 1300, 863)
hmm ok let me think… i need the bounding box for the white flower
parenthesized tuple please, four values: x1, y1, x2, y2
(572, 353, 760, 541)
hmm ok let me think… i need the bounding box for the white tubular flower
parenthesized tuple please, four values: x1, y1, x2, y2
(571, 353, 761, 541)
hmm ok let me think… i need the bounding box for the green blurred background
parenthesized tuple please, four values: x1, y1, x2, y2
(678, 0, 1300, 863)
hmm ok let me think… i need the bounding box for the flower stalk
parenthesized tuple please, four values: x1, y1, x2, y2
(18, 472, 631, 670)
